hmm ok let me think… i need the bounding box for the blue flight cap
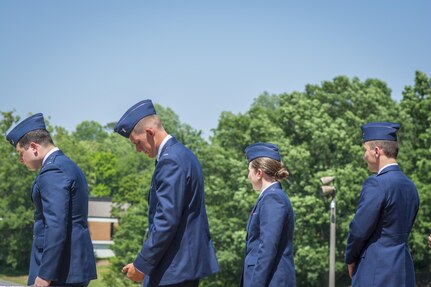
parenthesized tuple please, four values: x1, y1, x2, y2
(361, 122, 400, 142)
(245, 142, 281, 162)
(114, 99, 157, 138)
(6, 113, 46, 147)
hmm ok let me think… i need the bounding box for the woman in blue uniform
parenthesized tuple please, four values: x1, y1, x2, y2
(241, 142, 296, 287)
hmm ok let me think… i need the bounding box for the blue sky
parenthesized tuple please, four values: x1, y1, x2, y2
(1, 1, 430, 138)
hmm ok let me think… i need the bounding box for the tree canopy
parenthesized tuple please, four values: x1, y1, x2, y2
(1, 71, 430, 286)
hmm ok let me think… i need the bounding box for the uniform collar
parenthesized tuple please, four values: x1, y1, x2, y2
(258, 181, 278, 198)
(377, 162, 398, 175)
(157, 134, 172, 162)
(42, 147, 60, 165)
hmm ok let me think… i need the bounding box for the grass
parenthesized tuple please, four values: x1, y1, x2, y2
(89, 259, 110, 287)
(0, 259, 110, 287)
(0, 268, 28, 286)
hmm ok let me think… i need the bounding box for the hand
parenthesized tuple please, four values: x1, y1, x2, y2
(348, 263, 356, 279)
(34, 276, 51, 287)
(122, 263, 145, 283)
(428, 234, 431, 248)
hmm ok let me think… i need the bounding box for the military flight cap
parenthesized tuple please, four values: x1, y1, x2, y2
(6, 113, 46, 147)
(361, 122, 400, 142)
(245, 142, 281, 162)
(114, 99, 157, 138)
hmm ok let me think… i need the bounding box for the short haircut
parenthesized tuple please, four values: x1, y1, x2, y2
(368, 140, 398, 159)
(18, 129, 54, 149)
(133, 115, 162, 135)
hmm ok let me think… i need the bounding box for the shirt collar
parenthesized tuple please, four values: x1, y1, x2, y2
(42, 147, 60, 165)
(157, 134, 172, 162)
(258, 181, 278, 198)
(378, 162, 398, 174)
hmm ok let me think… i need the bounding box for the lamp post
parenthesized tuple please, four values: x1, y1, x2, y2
(321, 176, 336, 287)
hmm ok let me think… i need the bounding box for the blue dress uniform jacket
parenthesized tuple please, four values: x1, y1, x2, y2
(28, 150, 97, 285)
(133, 137, 219, 286)
(241, 182, 296, 287)
(345, 165, 419, 287)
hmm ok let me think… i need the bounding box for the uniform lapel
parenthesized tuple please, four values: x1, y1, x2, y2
(246, 195, 264, 239)
(245, 182, 281, 235)
(148, 137, 177, 222)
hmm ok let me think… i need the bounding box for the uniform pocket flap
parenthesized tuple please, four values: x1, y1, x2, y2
(34, 236, 44, 250)
(245, 255, 257, 266)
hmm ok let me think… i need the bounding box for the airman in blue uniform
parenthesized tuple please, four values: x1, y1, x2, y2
(345, 122, 419, 286)
(241, 142, 296, 287)
(115, 100, 219, 287)
(6, 113, 97, 287)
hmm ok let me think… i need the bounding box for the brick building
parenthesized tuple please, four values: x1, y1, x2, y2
(88, 197, 118, 258)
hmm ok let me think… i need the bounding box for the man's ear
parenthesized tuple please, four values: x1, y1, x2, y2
(145, 128, 155, 137)
(30, 142, 38, 150)
(29, 142, 39, 156)
(374, 146, 383, 158)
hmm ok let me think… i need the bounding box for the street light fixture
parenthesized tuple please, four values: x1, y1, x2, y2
(321, 176, 336, 287)
(321, 176, 336, 196)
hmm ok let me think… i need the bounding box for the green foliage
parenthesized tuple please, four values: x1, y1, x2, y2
(0, 112, 34, 270)
(88, 151, 119, 197)
(73, 121, 109, 142)
(200, 145, 252, 286)
(1, 71, 430, 285)
(398, 71, 431, 283)
(205, 73, 428, 286)
(103, 203, 147, 287)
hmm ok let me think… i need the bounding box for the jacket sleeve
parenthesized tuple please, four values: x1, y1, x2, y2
(134, 158, 186, 275)
(345, 177, 385, 264)
(251, 193, 289, 286)
(37, 165, 71, 280)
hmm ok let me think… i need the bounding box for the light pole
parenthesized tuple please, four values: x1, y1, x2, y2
(321, 176, 336, 287)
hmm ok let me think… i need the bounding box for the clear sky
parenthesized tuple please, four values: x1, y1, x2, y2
(1, 1, 430, 138)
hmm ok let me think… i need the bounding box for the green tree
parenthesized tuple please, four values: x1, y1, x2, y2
(398, 71, 431, 284)
(206, 75, 401, 286)
(2, 72, 430, 286)
(73, 120, 108, 142)
(88, 151, 119, 197)
(0, 111, 34, 271)
(103, 203, 147, 287)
